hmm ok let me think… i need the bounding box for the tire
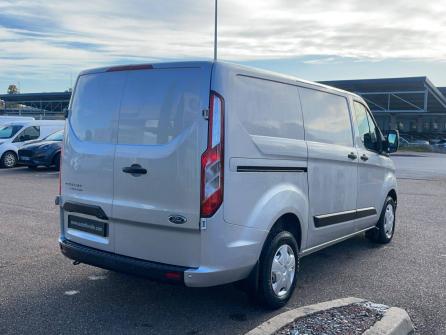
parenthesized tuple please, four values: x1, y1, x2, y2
(53, 153, 61, 171)
(0, 151, 17, 168)
(366, 196, 396, 244)
(257, 230, 299, 309)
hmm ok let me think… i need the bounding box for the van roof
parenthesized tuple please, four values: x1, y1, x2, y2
(78, 60, 362, 101)
(1, 120, 65, 126)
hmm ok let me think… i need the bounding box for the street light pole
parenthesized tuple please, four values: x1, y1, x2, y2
(214, 0, 218, 61)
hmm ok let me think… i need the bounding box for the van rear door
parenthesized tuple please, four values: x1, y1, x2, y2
(112, 65, 211, 264)
(62, 71, 126, 252)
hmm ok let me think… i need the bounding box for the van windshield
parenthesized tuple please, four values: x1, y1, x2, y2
(0, 125, 22, 139)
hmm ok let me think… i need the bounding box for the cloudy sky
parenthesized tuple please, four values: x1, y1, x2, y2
(1, 0, 446, 92)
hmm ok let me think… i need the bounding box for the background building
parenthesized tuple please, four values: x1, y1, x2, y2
(0, 92, 70, 120)
(321, 77, 446, 139)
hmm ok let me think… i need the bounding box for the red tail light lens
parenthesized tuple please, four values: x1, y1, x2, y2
(200, 92, 224, 218)
(59, 147, 62, 195)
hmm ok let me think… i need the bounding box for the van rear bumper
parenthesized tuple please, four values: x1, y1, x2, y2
(59, 238, 190, 285)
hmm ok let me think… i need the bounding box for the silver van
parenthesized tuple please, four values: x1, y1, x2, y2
(58, 62, 399, 308)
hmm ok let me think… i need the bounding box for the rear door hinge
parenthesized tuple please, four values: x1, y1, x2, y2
(202, 108, 209, 120)
(200, 218, 207, 230)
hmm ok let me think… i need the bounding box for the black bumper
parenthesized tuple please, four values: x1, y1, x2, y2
(59, 238, 188, 284)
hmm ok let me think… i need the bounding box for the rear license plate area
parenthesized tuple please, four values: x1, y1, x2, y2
(68, 215, 107, 237)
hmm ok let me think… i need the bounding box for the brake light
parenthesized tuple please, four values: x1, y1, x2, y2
(200, 92, 224, 218)
(106, 64, 153, 72)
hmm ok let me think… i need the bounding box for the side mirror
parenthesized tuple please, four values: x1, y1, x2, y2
(385, 130, 399, 153)
(63, 108, 70, 119)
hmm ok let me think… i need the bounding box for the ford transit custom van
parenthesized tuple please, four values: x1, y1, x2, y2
(58, 62, 399, 308)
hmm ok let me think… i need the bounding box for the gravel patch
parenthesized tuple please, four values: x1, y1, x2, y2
(274, 302, 388, 335)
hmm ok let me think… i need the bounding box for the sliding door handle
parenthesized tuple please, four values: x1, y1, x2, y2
(347, 152, 357, 160)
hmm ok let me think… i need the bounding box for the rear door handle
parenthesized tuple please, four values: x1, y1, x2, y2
(347, 152, 357, 160)
(360, 154, 369, 161)
(122, 164, 147, 175)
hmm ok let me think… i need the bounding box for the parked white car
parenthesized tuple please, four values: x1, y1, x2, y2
(0, 120, 65, 168)
(57, 61, 399, 308)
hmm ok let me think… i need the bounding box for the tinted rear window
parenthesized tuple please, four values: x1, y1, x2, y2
(70, 72, 126, 143)
(117, 68, 201, 145)
(70, 68, 202, 145)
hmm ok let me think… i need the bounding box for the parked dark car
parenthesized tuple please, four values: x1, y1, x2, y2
(18, 130, 63, 170)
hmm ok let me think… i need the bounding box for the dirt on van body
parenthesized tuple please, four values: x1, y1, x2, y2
(273, 302, 388, 335)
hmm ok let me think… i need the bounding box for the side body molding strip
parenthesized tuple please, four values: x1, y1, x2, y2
(314, 207, 377, 228)
(237, 166, 307, 173)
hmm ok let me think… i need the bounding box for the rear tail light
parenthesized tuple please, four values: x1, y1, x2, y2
(59, 125, 66, 196)
(200, 92, 224, 218)
(59, 147, 62, 195)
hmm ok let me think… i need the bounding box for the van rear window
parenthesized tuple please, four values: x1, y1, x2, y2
(70, 72, 126, 143)
(70, 68, 201, 145)
(117, 68, 201, 145)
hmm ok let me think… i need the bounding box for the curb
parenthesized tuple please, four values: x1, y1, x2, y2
(363, 307, 414, 335)
(245, 297, 365, 335)
(244, 297, 414, 335)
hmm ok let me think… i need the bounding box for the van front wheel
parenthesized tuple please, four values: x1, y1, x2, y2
(1, 151, 17, 168)
(366, 196, 396, 244)
(258, 231, 299, 309)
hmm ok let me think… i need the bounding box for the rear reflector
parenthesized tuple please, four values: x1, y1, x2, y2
(164, 272, 182, 281)
(200, 92, 224, 218)
(106, 64, 153, 72)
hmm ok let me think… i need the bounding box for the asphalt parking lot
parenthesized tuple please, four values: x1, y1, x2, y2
(1, 152, 445, 335)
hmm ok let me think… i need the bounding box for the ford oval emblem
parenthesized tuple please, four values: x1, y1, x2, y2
(168, 215, 187, 224)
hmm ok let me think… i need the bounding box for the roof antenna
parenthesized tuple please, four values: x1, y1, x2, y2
(214, 0, 218, 61)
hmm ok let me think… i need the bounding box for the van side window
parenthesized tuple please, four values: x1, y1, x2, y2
(13, 126, 40, 142)
(300, 88, 353, 146)
(353, 101, 379, 151)
(236, 76, 304, 140)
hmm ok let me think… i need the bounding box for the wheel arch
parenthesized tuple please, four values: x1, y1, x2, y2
(51, 150, 61, 165)
(387, 189, 397, 205)
(267, 213, 302, 250)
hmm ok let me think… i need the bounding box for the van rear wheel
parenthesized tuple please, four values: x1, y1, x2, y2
(257, 230, 299, 309)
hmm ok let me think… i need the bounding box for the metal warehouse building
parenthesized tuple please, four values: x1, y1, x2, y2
(0, 91, 70, 120)
(321, 77, 446, 139)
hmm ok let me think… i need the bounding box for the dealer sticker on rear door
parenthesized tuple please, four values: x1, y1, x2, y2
(68, 215, 107, 237)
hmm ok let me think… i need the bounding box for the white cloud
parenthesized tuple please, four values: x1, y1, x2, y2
(0, 0, 445, 90)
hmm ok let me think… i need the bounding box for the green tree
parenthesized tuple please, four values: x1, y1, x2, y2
(7, 84, 19, 94)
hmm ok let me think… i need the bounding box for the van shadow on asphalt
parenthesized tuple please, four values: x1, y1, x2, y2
(2, 234, 382, 335)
